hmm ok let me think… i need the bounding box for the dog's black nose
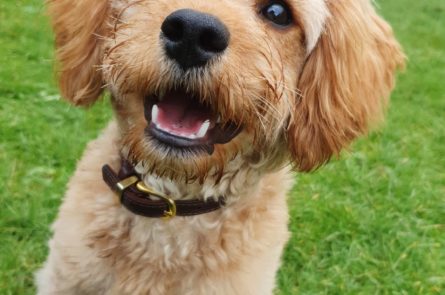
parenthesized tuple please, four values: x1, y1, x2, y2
(161, 9, 230, 70)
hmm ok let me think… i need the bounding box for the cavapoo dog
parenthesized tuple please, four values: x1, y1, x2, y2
(36, 0, 404, 294)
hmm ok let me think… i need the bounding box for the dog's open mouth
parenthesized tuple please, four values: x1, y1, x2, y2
(144, 88, 242, 155)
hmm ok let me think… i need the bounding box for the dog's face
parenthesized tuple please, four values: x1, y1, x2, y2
(48, 0, 404, 181)
(104, 0, 307, 180)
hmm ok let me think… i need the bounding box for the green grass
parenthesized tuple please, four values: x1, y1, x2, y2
(0, 0, 443, 294)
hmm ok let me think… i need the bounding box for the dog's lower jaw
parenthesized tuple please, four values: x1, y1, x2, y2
(36, 121, 293, 295)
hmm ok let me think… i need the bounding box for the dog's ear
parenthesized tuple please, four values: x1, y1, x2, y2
(288, 0, 405, 172)
(47, 0, 109, 106)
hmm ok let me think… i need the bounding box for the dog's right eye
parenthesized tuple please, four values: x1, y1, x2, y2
(261, 1, 293, 27)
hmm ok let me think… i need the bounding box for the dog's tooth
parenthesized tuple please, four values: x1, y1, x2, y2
(151, 104, 159, 124)
(196, 120, 210, 138)
(216, 115, 222, 124)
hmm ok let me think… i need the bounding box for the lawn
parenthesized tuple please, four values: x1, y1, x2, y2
(0, 0, 444, 294)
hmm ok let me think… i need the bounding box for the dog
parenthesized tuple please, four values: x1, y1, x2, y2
(36, 0, 404, 294)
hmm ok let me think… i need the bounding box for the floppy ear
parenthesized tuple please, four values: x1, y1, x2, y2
(288, 0, 405, 172)
(47, 0, 110, 106)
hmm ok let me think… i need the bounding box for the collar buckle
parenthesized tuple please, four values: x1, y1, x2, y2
(116, 176, 139, 199)
(136, 182, 177, 220)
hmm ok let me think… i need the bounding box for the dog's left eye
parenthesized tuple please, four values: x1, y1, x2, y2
(261, 1, 292, 27)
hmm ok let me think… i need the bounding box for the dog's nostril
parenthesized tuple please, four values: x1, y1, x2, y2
(161, 18, 183, 42)
(199, 28, 227, 53)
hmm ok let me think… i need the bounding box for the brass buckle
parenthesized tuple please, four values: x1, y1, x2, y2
(136, 181, 177, 220)
(116, 176, 139, 199)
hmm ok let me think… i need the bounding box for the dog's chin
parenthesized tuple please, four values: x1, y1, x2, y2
(143, 87, 242, 157)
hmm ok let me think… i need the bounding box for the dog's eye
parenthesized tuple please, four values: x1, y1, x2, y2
(261, 1, 292, 27)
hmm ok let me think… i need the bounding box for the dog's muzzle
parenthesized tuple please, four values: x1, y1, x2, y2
(161, 9, 230, 70)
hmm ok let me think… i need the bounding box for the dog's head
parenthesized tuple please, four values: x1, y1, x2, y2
(48, 0, 404, 181)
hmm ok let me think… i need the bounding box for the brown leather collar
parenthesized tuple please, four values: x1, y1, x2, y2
(102, 160, 225, 219)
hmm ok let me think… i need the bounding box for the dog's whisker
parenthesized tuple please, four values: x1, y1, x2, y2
(245, 76, 303, 97)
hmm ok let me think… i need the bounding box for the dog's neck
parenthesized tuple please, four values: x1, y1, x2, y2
(130, 153, 266, 204)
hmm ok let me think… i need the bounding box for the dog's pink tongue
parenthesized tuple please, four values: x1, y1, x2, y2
(155, 90, 212, 136)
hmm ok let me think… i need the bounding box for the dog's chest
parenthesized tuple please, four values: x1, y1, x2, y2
(85, 184, 289, 294)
